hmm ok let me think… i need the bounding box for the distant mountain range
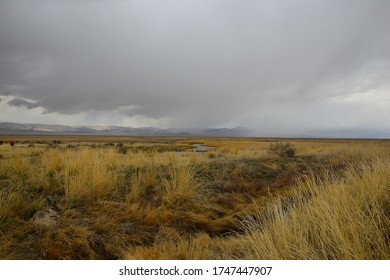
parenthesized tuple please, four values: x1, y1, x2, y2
(0, 122, 251, 137)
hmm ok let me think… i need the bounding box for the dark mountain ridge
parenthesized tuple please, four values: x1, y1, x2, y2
(0, 122, 250, 137)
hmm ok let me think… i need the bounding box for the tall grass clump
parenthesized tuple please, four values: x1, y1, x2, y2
(0, 189, 22, 230)
(9, 155, 31, 180)
(62, 150, 117, 203)
(126, 167, 158, 203)
(159, 156, 202, 207)
(269, 142, 296, 158)
(238, 157, 390, 259)
(42, 149, 64, 173)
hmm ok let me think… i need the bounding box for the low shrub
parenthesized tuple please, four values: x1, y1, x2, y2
(269, 142, 296, 158)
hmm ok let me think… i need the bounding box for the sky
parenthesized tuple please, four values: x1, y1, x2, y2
(1, 0, 390, 137)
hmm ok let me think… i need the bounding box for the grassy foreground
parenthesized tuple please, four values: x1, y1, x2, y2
(0, 136, 389, 259)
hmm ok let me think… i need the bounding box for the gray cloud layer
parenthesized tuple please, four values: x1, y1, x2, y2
(7, 97, 40, 109)
(1, 0, 390, 136)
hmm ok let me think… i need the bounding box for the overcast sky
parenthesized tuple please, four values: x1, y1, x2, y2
(1, 0, 390, 137)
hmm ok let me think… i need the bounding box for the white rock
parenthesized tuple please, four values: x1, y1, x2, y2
(30, 208, 60, 227)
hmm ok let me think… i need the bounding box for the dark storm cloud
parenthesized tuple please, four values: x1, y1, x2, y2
(8, 97, 41, 109)
(0, 0, 390, 134)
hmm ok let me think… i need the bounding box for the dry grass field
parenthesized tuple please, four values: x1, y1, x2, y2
(0, 135, 389, 259)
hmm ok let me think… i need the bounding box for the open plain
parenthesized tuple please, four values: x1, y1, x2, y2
(0, 136, 389, 259)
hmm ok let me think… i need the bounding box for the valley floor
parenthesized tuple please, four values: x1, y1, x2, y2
(0, 136, 389, 259)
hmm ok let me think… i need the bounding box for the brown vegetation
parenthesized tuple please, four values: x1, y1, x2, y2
(0, 136, 389, 259)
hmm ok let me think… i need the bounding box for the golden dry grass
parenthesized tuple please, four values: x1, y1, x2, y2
(61, 149, 118, 203)
(236, 157, 390, 259)
(0, 136, 389, 259)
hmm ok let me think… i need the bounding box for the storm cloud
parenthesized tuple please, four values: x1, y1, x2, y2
(1, 0, 390, 136)
(7, 97, 41, 109)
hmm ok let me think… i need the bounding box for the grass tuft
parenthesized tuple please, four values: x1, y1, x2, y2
(238, 158, 390, 259)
